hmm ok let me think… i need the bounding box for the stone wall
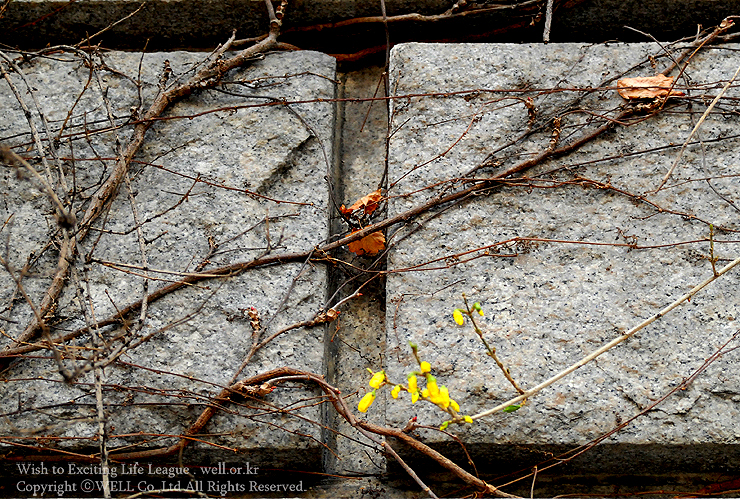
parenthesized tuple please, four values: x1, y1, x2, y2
(1, 3, 740, 498)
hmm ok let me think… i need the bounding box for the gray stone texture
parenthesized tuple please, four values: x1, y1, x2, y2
(0, 49, 336, 466)
(385, 42, 740, 472)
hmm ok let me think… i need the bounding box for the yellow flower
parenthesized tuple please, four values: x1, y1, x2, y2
(420, 361, 431, 373)
(464, 415, 473, 424)
(422, 388, 429, 398)
(426, 376, 440, 399)
(440, 421, 449, 431)
(358, 391, 376, 413)
(369, 371, 385, 389)
(450, 399, 460, 412)
(473, 302, 484, 316)
(438, 386, 450, 409)
(407, 374, 418, 394)
(391, 385, 402, 399)
(453, 309, 465, 325)
(411, 391, 419, 404)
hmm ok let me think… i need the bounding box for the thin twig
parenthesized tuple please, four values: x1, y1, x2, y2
(543, 0, 554, 42)
(653, 61, 740, 192)
(360, 421, 520, 497)
(0, 147, 75, 227)
(123, 171, 150, 334)
(662, 16, 738, 76)
(462, 294, 525, 395)
(74, 3, 146, 48)
(382, 441, 440, 499)
(284, 0, 544, 32)
(0, 52, 55, 183)
(94, 361, 111, 498)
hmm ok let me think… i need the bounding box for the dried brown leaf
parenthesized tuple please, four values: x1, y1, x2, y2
(340, 189, 382, 215)
(617, 75, 685, 100)
(347, 230, 385, 256)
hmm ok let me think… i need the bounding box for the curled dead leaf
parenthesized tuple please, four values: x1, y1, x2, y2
(325, 308, 340, 321)
(347, 230, 385, 256)
(234, 382, 274, 398)
(247, 307, 261, 332)
(617, 75, 684, 100)
(340, 189, 382, 216)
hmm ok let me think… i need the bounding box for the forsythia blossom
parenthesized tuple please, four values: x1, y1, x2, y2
(426, 376, 440, 399)
(450, 399, 460, 412)
(453, 303, 484, 325)
(369, 371, 385, 389)
(358, 391, 376, 413)
(453, 309, 464, 325)
(407, 374, 418, 393)
(391, 385, 402, 399)
(473, 302, 484, 316)
(358, 345, 475, 430)
(439, 386, 450, 409)
(441, 415, 473, 430)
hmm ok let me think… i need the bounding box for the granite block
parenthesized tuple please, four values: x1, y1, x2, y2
(385, 42, 740, 473)
(0, 49, 336, 467)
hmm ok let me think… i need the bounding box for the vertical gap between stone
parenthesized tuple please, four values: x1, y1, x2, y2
(322, 70, 348, 474)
